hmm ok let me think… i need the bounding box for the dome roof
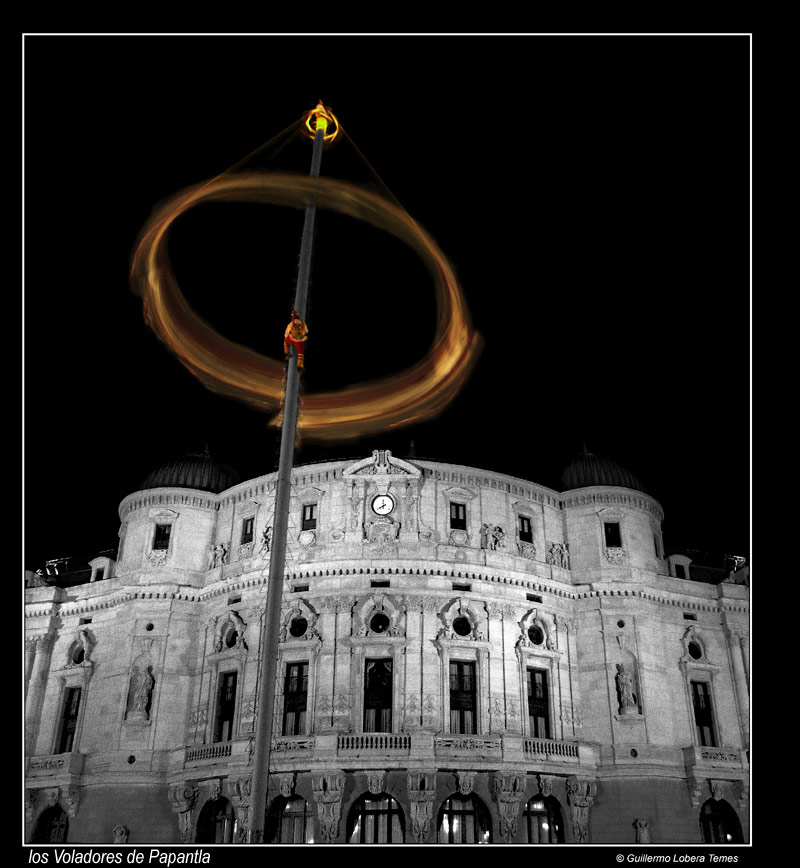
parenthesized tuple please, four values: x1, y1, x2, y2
(561, 447, 646, 494)
(140, 448, 240, 494)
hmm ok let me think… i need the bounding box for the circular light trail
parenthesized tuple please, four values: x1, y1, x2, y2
(130, 172, 482, 441)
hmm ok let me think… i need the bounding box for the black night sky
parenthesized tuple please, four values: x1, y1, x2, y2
(22, 34, 751, 572)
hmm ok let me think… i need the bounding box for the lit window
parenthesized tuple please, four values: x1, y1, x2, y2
(450, 502, 467, 530)
(524, 796, 564, 843)
(604, 522, 622, 548)
(196, 797, 236, 844)
(519, 516, 533, 543)
(57, 687, 81, 753)
(691, 680, 716, 747)
(282, 662, 308, 736)
(266, 796, 311, 843)
(302, 503, 317, 530)
(449, 661, 476, 734)
(364, 659, 392, 732)
(214, 672, 237, 743)
(347, 793, 405, 843)
(153, 523, 171, 551)
(437, 793, 492, 843)
(241, 517, 254, 544)
(700, 798, 744, 844)
(527, 669, 551, 738)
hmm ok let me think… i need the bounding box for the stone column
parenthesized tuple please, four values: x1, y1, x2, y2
(25, 637, 38, 696)
(725, 627, 749, 745)
(739, 633, 750, 690)
(25, 633, 56, 754)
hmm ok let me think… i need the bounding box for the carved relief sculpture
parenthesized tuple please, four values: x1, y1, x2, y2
(312, 772, 346, 843)
(112, 825, 130, 844)
(493, 773, 526, 842)
(566, 777, 597, 844)
(168, 784, 199, 845)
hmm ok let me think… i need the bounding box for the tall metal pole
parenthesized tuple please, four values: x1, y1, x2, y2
(247, 109, 327, 843)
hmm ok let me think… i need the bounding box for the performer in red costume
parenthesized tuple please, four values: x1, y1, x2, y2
(284, 310, 309, 370)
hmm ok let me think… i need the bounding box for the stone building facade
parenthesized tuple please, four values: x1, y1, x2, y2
(24, 448, 750, 844)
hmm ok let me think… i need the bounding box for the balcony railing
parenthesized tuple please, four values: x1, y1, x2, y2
(434, 735, 502, 753)
(337, 733, 411, 753)
(272, 736, 315, 753)
(27, 751, 85, 778)
(523, 737, 580, 760)
(185, 743, 232, 763)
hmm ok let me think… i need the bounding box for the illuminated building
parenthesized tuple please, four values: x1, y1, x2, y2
(24, 448, 749, 844)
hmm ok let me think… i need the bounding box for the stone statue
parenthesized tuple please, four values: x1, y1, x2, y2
(491, 526, 505, 551)
(616, 663, 636, 711)
(208, 543, 228, 569)
(480, 523, 491, 550)
(133, 666, 155, 715)
(634, 817, 650, 843)
(112, 824, 130, 844)
(79, 628, 94, 662)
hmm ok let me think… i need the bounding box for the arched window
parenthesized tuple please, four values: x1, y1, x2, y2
(437, 793, 492, 844)
(700, 799, 743, 844)
(32, 806, 69, 843)
(196, 797, 237, 844)
(524, 795, 564, 843)
(347, 792, 404, 843)
(265, 795, 311, 843)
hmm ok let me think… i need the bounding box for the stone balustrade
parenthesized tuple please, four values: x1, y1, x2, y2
(27, 751, 85, 779)
(523, 736, 580, 760)
(337, 733, 412, 754)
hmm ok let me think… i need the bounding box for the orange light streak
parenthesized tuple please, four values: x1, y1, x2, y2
(130, 172, 482, 441)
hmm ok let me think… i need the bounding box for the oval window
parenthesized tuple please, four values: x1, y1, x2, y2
(453, 616, 472, 637)
(289, 617, 308, 638)
(528, 625, 545, 646)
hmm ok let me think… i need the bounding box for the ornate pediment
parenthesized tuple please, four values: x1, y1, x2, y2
(343, 450, 420, 479)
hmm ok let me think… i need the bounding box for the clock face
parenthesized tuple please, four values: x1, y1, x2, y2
(371, 494, 395, 516)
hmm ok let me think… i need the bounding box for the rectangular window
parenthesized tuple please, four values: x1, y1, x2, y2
(691, 680, 716, 747)
(449, 660, 477, 734)
(57, 686, 82, 753)
(527, 669, 551, 738)
(653, 534, 660, 558)
(153, 523, 172, 551)
(214, 671, 238, 743)
(241, 517, 254, 544)
(302, 503, 317, 531)
(604, 522, 622, 548)
(364, 659, 393, 732)
(449, 502, 467, 530)
(675, 564, 687, 579)
(282, 662, 308, 736)
(519, 516, 533, 543)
